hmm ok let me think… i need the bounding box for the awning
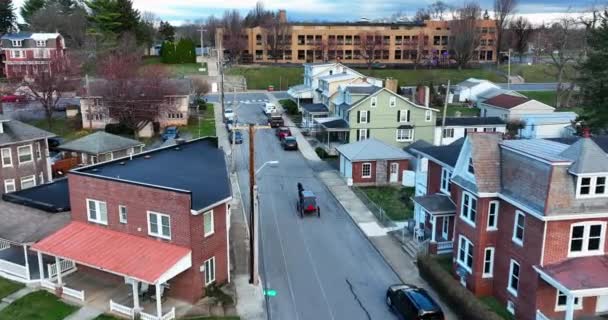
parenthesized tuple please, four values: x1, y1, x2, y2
(287, 84, 313, 99)
(315, 117, 350, 132)
(32, 221, 192, 284)
(412, 194, 456, 215)
(534, 256, 608, 296)
(301, 103, 329, 114)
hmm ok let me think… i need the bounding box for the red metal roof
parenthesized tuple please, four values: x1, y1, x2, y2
(539, 256, 608, 291)
(32, 221, 191, 284)
(483, 94, 530, 109)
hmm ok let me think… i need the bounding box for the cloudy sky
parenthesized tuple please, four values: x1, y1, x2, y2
(12, 0, 598, 25)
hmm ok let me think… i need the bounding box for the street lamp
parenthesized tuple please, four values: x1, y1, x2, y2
(255, 160, 279, 176)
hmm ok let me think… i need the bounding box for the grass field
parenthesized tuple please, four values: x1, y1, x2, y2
(501, 64, 574, 83)
(142, 57, 206, 77)
(360, 186, 414, 221)
(445, 105, 480, 117)
(0, 290, 79, 320)
(181, 104, 216, 138)
(520, 91, 557, 107)
(0, 278, 24, 300)
(25, 117, 90, 142)
(227, 66, 303, 90)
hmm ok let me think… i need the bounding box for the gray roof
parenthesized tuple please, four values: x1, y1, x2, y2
(0, 120, 55, 147)
(559, 138, 608, 174)
(301, 103, 329, 113)
(458, 79, 487, 88)
(1, 32, 61, 41)
(0, 199, 70, 243)
(548, 135, 608, 154)
(412, 194, 456, 214)
(414, 138, 465, 168)
(319, 118, 349, 130)
(346, 86, 382, 95)
(58, 131, 143, 155)
(501, 139, 570, 163)
(337, 138, 413, 161)
(437, 117, 505, 127)
(86, 78, 191, 96)
(404, 140, 433, 154)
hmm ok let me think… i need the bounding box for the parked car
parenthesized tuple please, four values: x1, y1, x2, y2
(386, 284, 444, 320)
(281, 136, 298, 150)
(276, 127, 291, 140)
(224, 108, 235, 120)
(225, 119, 236, 132)
(268, 113, 284, 128)
(162, 126, 180, 141)
(1, 95, 27, 103)
(229, 130, 243, 144)
(264, 103, 277, 115)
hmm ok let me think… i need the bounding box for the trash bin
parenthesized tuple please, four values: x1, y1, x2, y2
(268, 85, 274, 91)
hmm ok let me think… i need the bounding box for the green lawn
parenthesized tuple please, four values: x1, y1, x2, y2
(0, 278, 24, 300)
(142, 57, 207, 77)
(519, 91, 557, 107)
(445, 104, 480, 117)
(227, 66, 303, 91)
(501, 64, 575, 83)
(0, 290, 78, 320)
(25, 117, 90, 142)
(181, 104, 216, 138)
(360, 186, 414, 221)
(480, 296, 515, 320)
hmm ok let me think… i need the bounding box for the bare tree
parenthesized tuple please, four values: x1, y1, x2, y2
(494, 0, 517, 64)
(509, 16, 533, 62)
(222, 10, 247, 63)
(404, 32, 430, 70)
(414, 8, 432, 22)
(430, 1, 451, 20)
(313, 37, 337, 62)
(192, 77, 210, 102)
(449, 2, 482, 70)
(263, 11, 291, 62)
(357, 31, 388, 69)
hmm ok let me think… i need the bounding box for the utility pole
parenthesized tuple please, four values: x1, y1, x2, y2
(248, 123, 256, 285)
(198, 27, 207, 59)
(439, 80, 450, 146)
(220, 41, 225, 118)
(507, 49, 512, 90)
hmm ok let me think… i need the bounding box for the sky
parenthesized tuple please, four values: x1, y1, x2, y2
(12, 0, 600, 25)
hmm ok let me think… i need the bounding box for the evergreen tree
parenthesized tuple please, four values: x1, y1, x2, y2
(86, 0, 142, 42)
(161, 41, 176, 64)
(158, 20, 175, 42)
(578, 11, 608, 130)
(175, 38, 195, 63)
(20, 0, 45, 25)
(0, 0, 16, 35)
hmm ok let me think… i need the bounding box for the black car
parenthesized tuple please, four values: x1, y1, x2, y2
(386, 284, 444, 320)
(229, 130, 243, 144)
(281, 136, 298, 150)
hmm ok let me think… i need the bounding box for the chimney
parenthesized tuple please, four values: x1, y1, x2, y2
(278, 10, 287, 23)
(582, 127, 591, 138)
(384, 78, 398, 92)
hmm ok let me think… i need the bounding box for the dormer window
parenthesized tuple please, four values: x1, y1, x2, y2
(11, 40, 22, 47)
(370, 96, 377, 108)
(36, 40, 46, 47)
(576, 176, 608, 198)
(468, 158, 475, 174)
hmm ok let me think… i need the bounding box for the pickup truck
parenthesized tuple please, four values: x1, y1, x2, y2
(268, 113, 284, 128)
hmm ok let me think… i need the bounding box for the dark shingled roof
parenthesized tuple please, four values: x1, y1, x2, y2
(414, 138, 465, 168)
(301, 103, 329, 113)
(412, 194, 456, 214)
(483, 94, 530, 109)
(2, 179, 70, 212)
(320, 119, 349, 129)
(436, 117, 505, 127)
(547, 135, 608, 154)
(86, 78, 191, 96)
(346, 86, 382, 95)
(73, 137, 231, 211)
(404, 140, 433, 154)
(0, 119, 55, 147)
(58, 131, 143, 155)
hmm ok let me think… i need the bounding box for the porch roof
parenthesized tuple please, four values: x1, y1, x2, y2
(287, 84, 313, 99)
(412, 194, 456, 215)
(316, 117, 349, 131)
(32, 221, 192, 284)
(0, 199, 70, 244)
(535, 256, 608, 294)
(301, 103, 329, 114)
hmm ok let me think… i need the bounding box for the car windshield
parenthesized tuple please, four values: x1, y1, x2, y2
(225, 109, 233, 113)
(166, 128, 176, 133)
(285, 137, 296, 142)
(280, 128, 289, 133)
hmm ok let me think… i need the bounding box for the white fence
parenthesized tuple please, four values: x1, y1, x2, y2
(62, 285, 85, 302)
(140, 311, 158, 320)
(41, 280, 56, 291)
(161, 308, 176, 320)
(48, 259, 75, 279)
(0, 240, 10, 251)
(0, 259, 28, 279)
(139, 308, 176, 320)
(437, 241, 454, 254)
(536, 310, 551, 320)
(110, 300, 134, 318)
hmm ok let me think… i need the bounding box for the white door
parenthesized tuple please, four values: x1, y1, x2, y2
(597, 295, 608, 313)
(390, 163, 399, 183)
(442, 217, 449, 240)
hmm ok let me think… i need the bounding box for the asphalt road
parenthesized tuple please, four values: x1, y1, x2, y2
(231, 103, 401, 320)
(207, 91, 289, 104)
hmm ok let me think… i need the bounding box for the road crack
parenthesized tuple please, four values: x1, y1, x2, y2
(346, 278, 372, 320)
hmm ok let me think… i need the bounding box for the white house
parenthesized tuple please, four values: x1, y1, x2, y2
(434, 117, 506, 145)
(454, 78, 500, 103)
(478, 93, 555, 120)
(518, 112, 577, 139)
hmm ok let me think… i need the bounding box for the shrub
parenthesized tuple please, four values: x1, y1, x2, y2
(205, 283, 234, 306)
(315, 147, 328, 159)
(105, 123, 134, 136)
(279, 99, 299, 115)
(417, 254, 504, 320)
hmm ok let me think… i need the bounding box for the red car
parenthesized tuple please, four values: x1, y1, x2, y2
(276, 127, 291, 140)
(1, 95, 27, 103)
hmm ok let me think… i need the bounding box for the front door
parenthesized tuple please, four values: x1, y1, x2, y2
(442, 217, 449, 240)
(390, 162, 399, 183)
(597, 295, 608, 314)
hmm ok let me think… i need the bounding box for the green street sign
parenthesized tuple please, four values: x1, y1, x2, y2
(263, 289, 277, 297)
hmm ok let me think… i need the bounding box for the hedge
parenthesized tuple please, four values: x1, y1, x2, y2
(416, 254, 504, 320)
(105, 123, 134, 136)
(279, 99, 299, 115)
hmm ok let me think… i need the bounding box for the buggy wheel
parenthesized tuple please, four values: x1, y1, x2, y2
(317, 207, 320, 218)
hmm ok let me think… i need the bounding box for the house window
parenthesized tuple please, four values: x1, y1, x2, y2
(507, 301, 515, 315)
(569, 222, 606, 257)
(358, 129, 369, 141)
(370, 97, 377, 108)
(87, 199, 108, 225)
(204, 210, 214, 237)
(20, 175, 36, 190)
(359, 110, 369, 123)
(457, 236, 474, 272)
(461, 192, 477, 226)
(442, 128, 454, 138)
(467, 158, 474, 174)
(35, 142, 41, 159)
(361, 162, 372, 178)
(483, 127, 497, 133)
(512, 210, 525, 246)
(9, 50, 23, 58)
(579, 177, 592, 195)
(556, 290, 582, 311)
(482, 247, 495, 278)
(398, 110, 410, 122)
(487, 201, 499, 230)
(577, 176, 608, 198)
(389, 96, 396, 108)
(11, 40, 22, 47)
(17, 145, 33, 164)
(204, 257, 216, 285)
(4, 179, 15, 193)
(148, 211, 171, 239)
(1, 148, 12, 167)
(508, 260, 520, 296)
(425, 110, 432, 122)
(36, 40, 46, 47)
(440, 168, 451, 194)
(119, 205, 128, 224)
(396, 129, 413, 142)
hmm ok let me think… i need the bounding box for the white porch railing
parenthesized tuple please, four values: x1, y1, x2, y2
(0, 239, 10, 251)
(48, 259, 75, 279)
(139, 308, 176, 320)
(110, 300, 134, 318)
(161, 308, 176, 320)
(0, 259, 28, 279)
(41, 280, 56, 291)
(536, 309, 551, 320)
(140, 311, 158, 320)
(62, 285, 85, 302)
(437, 241, 454, 254)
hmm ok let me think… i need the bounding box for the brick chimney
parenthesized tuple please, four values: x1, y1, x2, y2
(582, 127, 591, 138)
(278, 10, 287, 23)
(416, 86, 430, 107)
(384, 78, 398, 92)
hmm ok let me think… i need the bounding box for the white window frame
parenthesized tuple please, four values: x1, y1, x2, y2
(11, 40, 22, 47)
(460, 191, 477, 227)
(87, 199, 108, 225)
(576, 175, 608, 198)
(204, 257, 216, 285)
(507, 259, 520, 297)
(398, 109, 410, 123)
(568, 221, 606, 257)
(395, 128, 413, 142)
(370, 96, 377, 108)
(147, 211, 171, 240)
(457, 235, 474, 273)
(487, 201, 499, 231)
(359, 110, 368, 123)
(506, 301, 515, 315)
(389, 96, 396, 108)
(425, 110, 432, 122)
(9, 50, 23, 58)
(36, 142, 42, 160)
(204, 210, 215, 237)
(361, 162, 372, 178)
(482, 247, 495, 278)
(358, 129, 368, 141)
(555, 290, 582, 311)
(36, 40, 46, 47)
(4, 179, 15, 193)
(512, 210, 525, 246)
(442, 128, 454, 138)
(20, 175, 36, 190)
(440, 168, 451, 194)
(1, 148, 12, 167)
(119, 205, 128, 224)
(17, 145, 33, 165)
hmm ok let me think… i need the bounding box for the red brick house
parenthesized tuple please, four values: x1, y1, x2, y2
(32, 138, 232, 320)
(336, 138, 412, 186)
(0, 33, 65, 79)
(412, 132, 608, 320)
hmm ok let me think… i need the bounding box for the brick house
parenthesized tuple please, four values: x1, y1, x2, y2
(0, 32, 65, 79)
(412, 132, 608, 320)
(0, 116, 55, 194)
(32, 138, 232, 319)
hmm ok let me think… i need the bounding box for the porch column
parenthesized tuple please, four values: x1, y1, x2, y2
(22, 245, 30, 280)
(155, 283, 162, 318)
(55, 256, 62, 286)
(131, 280, 140, 312)
(431, 216, 437, 242)
(37, 251, 44, 280)
(565, 294, 575, 320)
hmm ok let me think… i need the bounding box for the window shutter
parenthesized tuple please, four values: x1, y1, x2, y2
(367, 111, 371, 123)
(356, 131, 360, 141)
(357, 111, 360, 123)
(407, 110, 411, 122)
(367, 129, 370, 139)
(397, 110, 401, 122)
